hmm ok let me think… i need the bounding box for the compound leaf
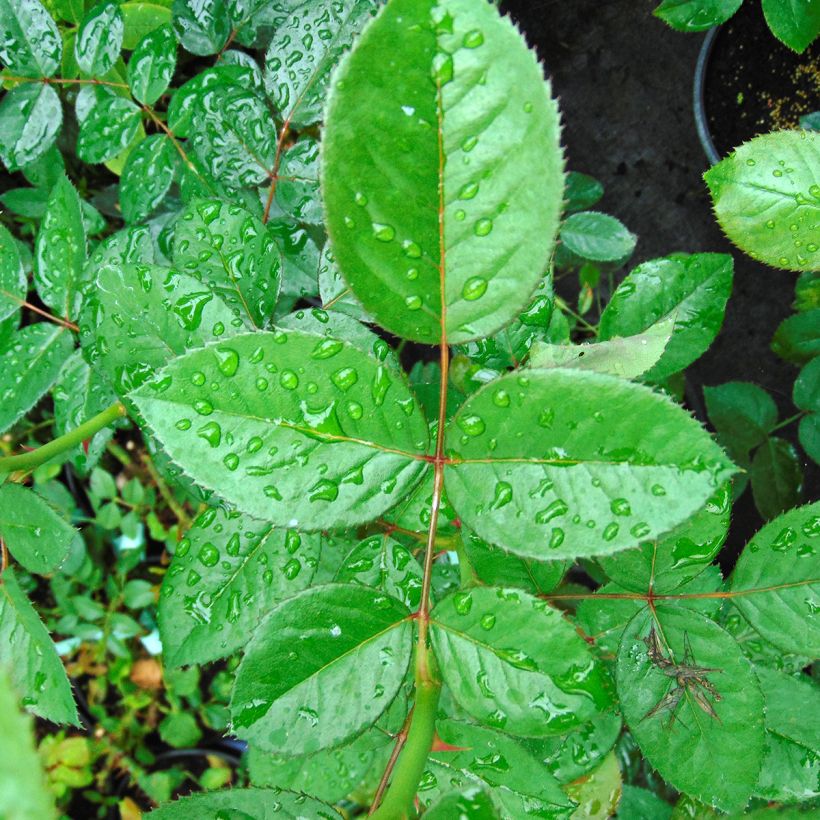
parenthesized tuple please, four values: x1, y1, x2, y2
(323, 0, 564, 344)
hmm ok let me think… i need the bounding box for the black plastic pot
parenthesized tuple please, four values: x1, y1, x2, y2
(693, 27, 721, 167)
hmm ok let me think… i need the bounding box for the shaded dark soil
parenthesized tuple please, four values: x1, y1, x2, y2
(706, 2, 820, 156)
(501, 0, 818, 551)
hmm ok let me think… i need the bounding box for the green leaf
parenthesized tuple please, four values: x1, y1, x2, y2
(122, 1, 173, 50)
(80, 262, 243, 395)
(75, 1, 123, 75)
(323, 0, 564, 344)
(0, 324, 73, 435)
(158, 711, 201, 748)
(0, 83, 62, 171)
(599, 253, 733, 382)
(127, 23, 177, 105)
(263, 0, 378, 128)
(729, 501, 820, 656)
(275, 137, 322, 224)
(0, 484, 78, 575)
(617, 607, 765, 813)
(171, 0, 230, 56)
(120, 134, 176, 224)
(334, 534, 423, 609)
(0, 568, 79, 725)
(444, 369, 736, 560)
(564, 171, 604, 214)
(528, 317, 674, 380)
(147, 788, 339, 819)
(34, 174, 87, 319)
(559, 211, 636, 263)
(794, 357, 820, 413)
(799, 413, 820, 464)
(424, 788, 500, 818)
(130, 329, 430, 530)
(750, 437, 803, 520)
(0, 225, 26, 327)
(753, 666, 820, 803)
(564, 750, 622, 820)
(0, 0, 62, 77)
(761, 0, 820, 52)
(172, 199, 282, 329)
(0, 669, 57, 820)
(230, 584, 412, 755)
(418, 718, 574, 817)
(318, 242, 371, 322)
(77, 94, 142, 164)
(430, 586, 611, 737)
(772, 309, 820, 364)
(159, 507, 321, 667)
(618, 786, 673, 820)
(704, 381, 778, 456)
(599, 483, 731, 593)
(653, 0, 743, 31)
(704, 130, 820, 272)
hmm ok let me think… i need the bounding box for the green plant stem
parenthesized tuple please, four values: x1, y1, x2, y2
(0, 403, 127, 476)
(770, 410, 807, 433)
(554, 295, 599, 335)
(370, 678, 441, 819)
(141, 451, 191, 530)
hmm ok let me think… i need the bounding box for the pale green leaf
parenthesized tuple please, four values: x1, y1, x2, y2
(730, 501, 820, 656)
(147, 788, 340, 819)
(159, 506, 321, 667)
(122, 1, 173, 49)
(173, 199, 282, 329)
(34, 174, 87, 319)
(0, 568, 79, 725)
(323, 0, 564, 344)
(127, 23, 177, 105)
(761, 0, 820, 53)
(129, 329, 430, 530)
(75, 1, 123, 75)
(599, 253, 733, 382)
(230, 584, 412, 755)
(0, 669, 57, 820)
(430, 586, 612, 737)
(0, 324, 73, 435)
(653, 0, 742, 31)
(120, 134, 176, 224)
(704, 130, 820, 272)
(617, 607, 765, 813)
(171, 0, 230, 55)
(565, 751, 622, 820)
(444, 369, 736, 560)
(559, 211, 636, 263)
(0, 83, 62, 171)
(0, 0, 62, 77)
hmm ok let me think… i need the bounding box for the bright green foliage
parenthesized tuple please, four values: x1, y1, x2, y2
(230, 584, 412, 754)
(323, 0, 564, 344)
(75, 1, 124, 75)
(564, 171, 604, 213)
(761, 0, 820, 52)
(704, 131, 820, 272)
(795, 358, 820, 463)
(171, 0, 231, 56)
(77, 94, 143, 164)
(120, 135, 177, 223)
(599, 254, 733, 382)
(0, 83, 62, 170)
(653, 0, 743, 31)
(0, 225, 26, 327)
(0, 569, 79, 725)
(559, 211, 636, 263)
(444, 369, 736, 559)
(127, 23, 177, 105)
(618, 607, 765, 812)
(730, 502, 820, 656)
(0, 0, 62, 77)
(0, 670, 57, 820)
(148, 787, 339, 818)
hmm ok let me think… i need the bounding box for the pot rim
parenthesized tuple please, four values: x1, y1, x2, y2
(694, 26, 722, 167)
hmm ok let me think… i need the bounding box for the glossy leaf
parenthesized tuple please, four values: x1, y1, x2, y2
(81, 263, 243, 395)
(0, 225, 26, 326)
(128, 23, 177, 105)
(0, 484, 78, 575)
(564, 171, 604, 214)
(430, 586, 612, 737)
(750, 437, 803, 520)
(122, 1, 172, 49)
(75, 1, 123, 75)
(0, 669, 57, 820)
(424, 788, 500, 818)
(173, 199, 281, 329)
(34, 174, 87, 319)
(564, 750, 622, 820)
(120, 134, 176, 224)
(704, 130, 820, 272)
(795, 359, 820, 463)
(230, 584, 412, 754)
(159, 507, 320, 667)
(171, 0, 230, 55)
(0, 83, 62, 171)
(130, 329, 430, 529)
(653, 0, 742, 31)
(317, 242, 371, 322)
(704, 381, 778, 456)
(147, 788, 339, 819)
(730, 501, 820, 656)
(772, 309, 820, 364)
(598, 253, 733, 382)
(323, 0, 564, 343)
(0, 0, 62, 77)
(263, 0, 378, 128)
(77, 95, 142, 165)
(0, 568, 79, 725)
(528, 317, 674, 380)
(618, 786, 673, 820)
(617, 607, 765, 812)
(559, 211, 636, 263)
(761, 0, 820, 53)
(444, 369, 737, 560)
(0, 324, 73, 435)
(275, 137, 322, 224)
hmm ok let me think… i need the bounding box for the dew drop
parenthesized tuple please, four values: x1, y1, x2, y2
(474, 218, 493, 236)
(373, 223, 395, 242)
(463, 29, 484, 48)
(405, 294, 423, 311)
(280, 370, 299, 390)
(462, 276, 488, 301)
